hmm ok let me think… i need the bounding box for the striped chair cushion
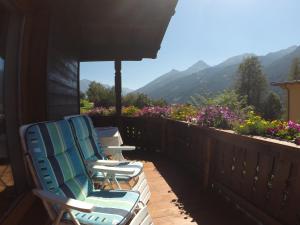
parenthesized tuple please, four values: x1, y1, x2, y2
(26, 120, 92, 200)
(66, 190, 139, 225)
(67, 115, 144, 177)
(68, 115, 106, 161)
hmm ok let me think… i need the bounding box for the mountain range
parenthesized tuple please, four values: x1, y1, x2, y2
(80, 79, 133, 95)
(136, 45, 300, 103)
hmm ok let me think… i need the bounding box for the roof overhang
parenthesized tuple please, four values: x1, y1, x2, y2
(16, 0, 178, 62)
(78, 0, 178, 62)
(272, 80, 300, 89)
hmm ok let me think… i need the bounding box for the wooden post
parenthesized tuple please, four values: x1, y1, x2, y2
(203, 137, 213, 189)
(114, 60, 122, 117)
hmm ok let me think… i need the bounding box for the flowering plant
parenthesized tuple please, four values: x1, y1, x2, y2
(137, 106, 171, 118)
(266, 120, 300, 141)
(122, 106, 140, 117)
(235, 111, 269, 136)
(170, 105, 198, 121)
(87, 107, 115, 116)
(235, 111, 300, 144)
(192, 105, 238, 129)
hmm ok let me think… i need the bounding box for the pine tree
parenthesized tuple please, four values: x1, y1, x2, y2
(262, 92, 282, 120)
(235, 56, 267, 111)
(288, 58, 300, 80)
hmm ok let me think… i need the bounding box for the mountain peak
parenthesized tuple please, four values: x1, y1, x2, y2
(169, 69, 180, 73)
(184, 60, 210, 74)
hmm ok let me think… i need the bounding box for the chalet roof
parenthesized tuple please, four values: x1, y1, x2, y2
(78, 0, 178, 61)
(272, 80, 300, 88)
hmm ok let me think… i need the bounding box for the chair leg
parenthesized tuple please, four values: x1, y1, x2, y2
(53, 209, 65, 225)
(113, 176, 122, 189)
(68, 209, 81, 225)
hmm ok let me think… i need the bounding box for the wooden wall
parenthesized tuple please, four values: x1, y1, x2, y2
(46, 1, 80, 120)
(20, 1, 80, 122)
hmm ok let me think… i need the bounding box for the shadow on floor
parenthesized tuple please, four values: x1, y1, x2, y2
(126, 151, 257, 225)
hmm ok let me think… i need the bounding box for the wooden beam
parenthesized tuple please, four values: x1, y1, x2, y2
(114, 60, 122, 117)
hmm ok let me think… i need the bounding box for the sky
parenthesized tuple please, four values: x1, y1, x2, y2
(80, 0, 300, 90)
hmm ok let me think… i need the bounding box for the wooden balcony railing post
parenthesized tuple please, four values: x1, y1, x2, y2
(203, 137, 214, 189)
(161, 118, 167, 154)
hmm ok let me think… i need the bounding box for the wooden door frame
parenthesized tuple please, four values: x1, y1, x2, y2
(1, 0, 28, 194)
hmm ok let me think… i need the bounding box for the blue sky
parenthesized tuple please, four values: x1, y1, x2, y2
(80, 0, 300, 90)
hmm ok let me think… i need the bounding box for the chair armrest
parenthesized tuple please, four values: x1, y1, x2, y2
(103, 146, 136, 151)
(85, 160, 130, 167)
(33, 189, 94, 213)
(91, 165, 135, 175)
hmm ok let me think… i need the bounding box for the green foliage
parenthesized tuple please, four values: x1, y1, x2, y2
(151, 98, 168, 107)
(189, 90, 252, 119)
(288, 57, 300, 80)
(234, 111, 269, 136)
(170, 105, 198, 121)
(80, 99, 93, 114)
(262, 92, 282, 120)
(235, 56, 267, 112)
(86, 81, 115, 107)
(123, 93, 167, 108)
(122, 106, 140, 117)
(80, 91, 86, 99)
(235, 112, 300, 144)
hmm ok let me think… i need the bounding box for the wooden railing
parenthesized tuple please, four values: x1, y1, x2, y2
(91, 115, 300, 225)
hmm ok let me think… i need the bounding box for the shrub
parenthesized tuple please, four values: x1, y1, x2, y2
(189, 90, 252, 120)
(234, 111, 269, 136)
(86, 107, 115, 116)
(80, 99, 94, 114)
(170, 105, 198, 121)
(138, 106, 171, 118)
(122, 106, 140, 117)
(192, 105, 238, 129)
(267, 120, 300, 141)
(235, 111, 300, 144)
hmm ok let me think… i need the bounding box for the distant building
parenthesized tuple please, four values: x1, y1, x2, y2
(272, 80, 300, 121)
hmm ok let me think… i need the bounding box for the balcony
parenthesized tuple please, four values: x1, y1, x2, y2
(90, 115, 300, 225)
(129, 152, 256, 225)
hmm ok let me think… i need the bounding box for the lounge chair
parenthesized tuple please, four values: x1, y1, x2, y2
(65, 115, 151, 205)
(64, 115, 137, 161)
(20, 120, 153, 225)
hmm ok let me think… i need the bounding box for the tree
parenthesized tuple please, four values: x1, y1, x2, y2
(86, 81, 115, 107)
(235, 56, 267, 111)
(262, 92, 282, 120)
(123, 93, 166, 108)
(80, 91, 86, 99)
(288, 58, 300, 80)
(151, 98, 167, 107)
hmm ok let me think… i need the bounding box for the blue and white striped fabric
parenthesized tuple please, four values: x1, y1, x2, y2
(25, 120, 139, 224)
(67, 115, 143, 180)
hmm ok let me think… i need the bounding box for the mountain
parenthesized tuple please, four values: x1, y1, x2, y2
(136, 60, 209, 96)
(80, 79, 92, 93)
(136, 45, 300, 103)
(80, 79, 134, 95)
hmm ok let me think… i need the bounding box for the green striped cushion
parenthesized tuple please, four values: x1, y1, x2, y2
(26, 120, 92, 200)
(69, 190, 139, 225)
(68, 115, 106, 161)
